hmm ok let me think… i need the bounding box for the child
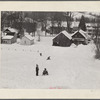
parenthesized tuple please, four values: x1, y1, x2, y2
(42, 68, 48, 75)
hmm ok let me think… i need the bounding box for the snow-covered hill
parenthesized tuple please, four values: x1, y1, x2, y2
(73, 12, 100, 19)
(0, 37, 100, 89)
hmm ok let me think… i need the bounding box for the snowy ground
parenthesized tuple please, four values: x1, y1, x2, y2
(0, 36, 100, 89)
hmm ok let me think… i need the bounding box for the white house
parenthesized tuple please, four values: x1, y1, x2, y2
(20, 35, 34, 45)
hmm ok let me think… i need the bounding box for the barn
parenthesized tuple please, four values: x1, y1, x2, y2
(2, 36, 14, 44)
(2, 28, 18, 44)
(71, 29, 89, 45)
(52, 30, 72, 47)
(20, 35, 34, 45)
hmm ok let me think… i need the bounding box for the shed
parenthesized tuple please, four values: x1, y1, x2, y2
(71, 29, 89, 45)
(52, 30, 72, 47)
(2, 35, 15, 44)
(20, 35, 34, 45)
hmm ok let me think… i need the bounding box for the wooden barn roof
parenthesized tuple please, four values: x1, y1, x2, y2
(71, 29, 89, 39)
(53, 30, 72, 40)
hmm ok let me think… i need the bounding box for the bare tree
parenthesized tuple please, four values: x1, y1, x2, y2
(64, 12, 74, 33)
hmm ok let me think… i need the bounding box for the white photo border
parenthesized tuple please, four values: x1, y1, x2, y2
(0, 1, 100, 99)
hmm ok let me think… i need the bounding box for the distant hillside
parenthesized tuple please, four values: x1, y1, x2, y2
(73, 12, 100, 19)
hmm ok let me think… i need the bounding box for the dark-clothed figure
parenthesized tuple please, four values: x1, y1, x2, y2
(47, 56, 51, 60)
(36, 64, 39, 76)
(40, 53, 42, 56)
(42, 68, 48, 75)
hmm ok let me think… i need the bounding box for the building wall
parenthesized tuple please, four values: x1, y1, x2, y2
(72, 32, 87, 45)
(53, 33, 71, 47)
(13, 34, 17, 43)
(30, 40, 34, 45)
(2, 39, 12, 44)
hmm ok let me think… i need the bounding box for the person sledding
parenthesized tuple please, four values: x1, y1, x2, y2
(47, 56, 51, 60)
(40, 53, 42, 56)
(42, 68, 49, 75)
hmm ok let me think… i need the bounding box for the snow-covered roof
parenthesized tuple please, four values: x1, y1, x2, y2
(4, 27, 18, 33)
(24, 35, 34, 40)
(2, 35, 14, 39)
(71, 29, 88, 39)
(9, 28, 18, 33)
(73, 12, 96, 19)
(54, 30, 72, 40)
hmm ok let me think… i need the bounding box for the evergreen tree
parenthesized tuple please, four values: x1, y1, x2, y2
(78, 15, 87, 31)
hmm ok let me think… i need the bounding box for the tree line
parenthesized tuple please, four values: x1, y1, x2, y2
(1, 11, 100, 59)
(1, 11, 95, 36)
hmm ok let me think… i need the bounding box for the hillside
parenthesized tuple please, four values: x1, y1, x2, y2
(0, 36, 100, 89)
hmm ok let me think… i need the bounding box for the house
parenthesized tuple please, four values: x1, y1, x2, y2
(71, 29, 90, 45)
(86, 23, 96, 37)
(87, 27, 95, 36)
(52, 30, 72, 47)
(2, 35, 15, 44)
(2, 28, 18, 44)
(4, 27, 18, 34)
(20, 35, 34, 45)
